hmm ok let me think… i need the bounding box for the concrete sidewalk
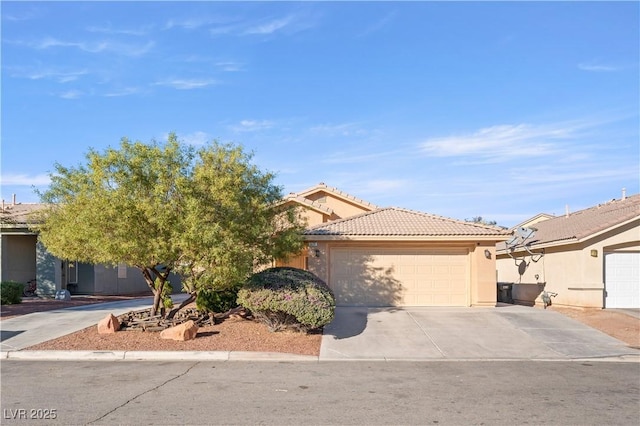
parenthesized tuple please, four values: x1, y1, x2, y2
(320, 306, 640, 361)
(0, 296, 172, 352)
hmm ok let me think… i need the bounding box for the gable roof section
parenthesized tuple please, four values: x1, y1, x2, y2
(295, 183, 378, 211)
(280, 194, 334, 215)
(502, 193, 640, 249)
(304, 207, 510, 241)
(510, 213, 555, 231)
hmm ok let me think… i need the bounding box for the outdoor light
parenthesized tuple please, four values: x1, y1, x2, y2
(590, 249, 598, 257)
(484, 249, 492, 259)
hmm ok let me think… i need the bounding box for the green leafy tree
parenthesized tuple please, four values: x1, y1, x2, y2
(34, 133, 304, 316)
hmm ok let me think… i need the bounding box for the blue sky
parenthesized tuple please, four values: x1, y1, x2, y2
(2, 1, 638, 227)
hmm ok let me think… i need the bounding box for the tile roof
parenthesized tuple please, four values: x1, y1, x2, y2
(0, 203, 47, 227)
(295, 183, 379, 210)
(502, 193, 640, 249)
(281, 194, 334, 215)
(304, 207, 510, 238)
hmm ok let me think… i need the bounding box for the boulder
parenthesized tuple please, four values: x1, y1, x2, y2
(97, 313, 120, 334)
(55, 290, 71, 301)
(160, 320, 199, 341)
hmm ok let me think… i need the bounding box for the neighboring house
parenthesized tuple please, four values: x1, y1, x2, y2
(0, 200, 158, 296)
(496, 193, 640, 309)
(280, 184, 510, 307)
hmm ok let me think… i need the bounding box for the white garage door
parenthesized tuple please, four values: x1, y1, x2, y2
(330, 247, 469, 307)
(605, 252, 640, 309)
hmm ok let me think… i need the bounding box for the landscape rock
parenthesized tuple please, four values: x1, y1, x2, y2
(97, 313, 121, 334)
(160, 320, 199, 341)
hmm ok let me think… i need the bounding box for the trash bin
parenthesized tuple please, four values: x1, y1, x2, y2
(497, 283, 513, 304)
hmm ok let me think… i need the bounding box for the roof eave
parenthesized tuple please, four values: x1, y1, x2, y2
(304, 234, 510, 242)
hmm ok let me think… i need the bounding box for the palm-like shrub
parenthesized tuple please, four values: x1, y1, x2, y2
(237, 267, 335, 332)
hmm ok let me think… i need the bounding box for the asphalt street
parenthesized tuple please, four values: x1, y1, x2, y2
(1, 361, 639, 425)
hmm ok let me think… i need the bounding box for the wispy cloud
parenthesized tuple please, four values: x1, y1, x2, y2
(215, 61, 245, 72)
(578, 62, 619, 72)
(419, 122, 585, 162)
(86, 24, 152, 36)
(175, 131, 211, 146)
(58, 90, 83, 99)
(231, 120, 274, 132)
(244, 16, 294, 35)
(1, 173, 51, 186)
(28, 37, 154, 56)
(22, 68, 88, 83)
(103, 87, 142, 97)
(153, 78, 218, 90)
(209, 13, 317, 37)
(165, 16, 229, 30)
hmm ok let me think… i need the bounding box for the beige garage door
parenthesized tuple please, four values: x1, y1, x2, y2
(330, 247, 469, 307)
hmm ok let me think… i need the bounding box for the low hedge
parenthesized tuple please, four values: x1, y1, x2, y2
(196, 288, 239, 313)
(237, 267, 335, 332)
(1, 281, 24, 305)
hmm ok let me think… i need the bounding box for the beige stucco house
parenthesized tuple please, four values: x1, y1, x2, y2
(496, 193, 640, 309)
(280, 183, 510, 307)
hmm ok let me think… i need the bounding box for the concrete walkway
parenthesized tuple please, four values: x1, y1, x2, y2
(320, 306, 640, 361)
(1, 301, 638, 362)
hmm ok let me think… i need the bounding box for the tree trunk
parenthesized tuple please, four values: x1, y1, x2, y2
(166, 292, 197, 319)
(140, 266, 165, 317)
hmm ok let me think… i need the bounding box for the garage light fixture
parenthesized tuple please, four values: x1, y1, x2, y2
(590, 249, 598, 257)
(484, 249, 492, 259)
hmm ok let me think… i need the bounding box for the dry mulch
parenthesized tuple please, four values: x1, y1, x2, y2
(2, 297, 321, 356)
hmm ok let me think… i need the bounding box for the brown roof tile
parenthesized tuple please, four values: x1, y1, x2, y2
(1, 203, 47, 227)
(304, 207, 510, 238)
(296, 183, 379, 210)
(504, 193, 640, 248)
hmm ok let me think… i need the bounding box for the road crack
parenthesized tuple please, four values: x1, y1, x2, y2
(87, 362, 199, 424)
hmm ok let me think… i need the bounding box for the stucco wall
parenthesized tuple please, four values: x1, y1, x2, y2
(497, 219, 640, 308)
(1, 234, 37, 283)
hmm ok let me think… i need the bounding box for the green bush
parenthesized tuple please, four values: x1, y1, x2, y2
(1, 281, 24, 305)
(196, 288, 238, 313)
(237, 267, 335, 332)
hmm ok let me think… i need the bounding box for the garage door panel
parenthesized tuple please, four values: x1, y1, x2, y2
(605, 252, 640, 309)
(330, 247, 469, 307)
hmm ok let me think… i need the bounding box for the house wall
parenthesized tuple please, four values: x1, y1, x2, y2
(36, 241, 59, 295)
(1, 234, 37, 284)
(470, 242, 498, 307)
(93, 264, 152, 295)
(306, 240, 498, 307)
(301, 209, 328, 227)
(497, 219, 640, 308)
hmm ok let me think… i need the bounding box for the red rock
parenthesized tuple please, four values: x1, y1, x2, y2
(160, 320, 199, 341)
(97, 313, 120, 334)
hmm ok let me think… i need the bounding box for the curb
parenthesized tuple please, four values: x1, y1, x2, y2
(1, 350, 319, 362)
(3, 350, 638, 363)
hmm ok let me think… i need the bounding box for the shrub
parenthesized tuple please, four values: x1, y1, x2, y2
(196, 288, 238, 313)
(1, 281, 24, 305)
(237, 267, 335, 332)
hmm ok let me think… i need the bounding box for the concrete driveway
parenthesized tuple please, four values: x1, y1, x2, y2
(320, 305, 639, 361)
